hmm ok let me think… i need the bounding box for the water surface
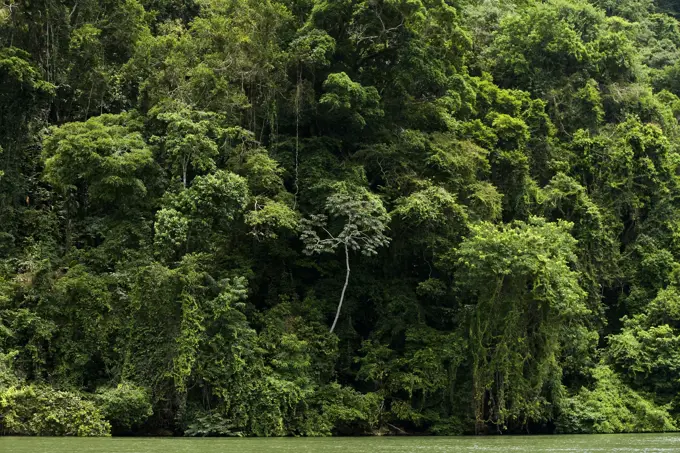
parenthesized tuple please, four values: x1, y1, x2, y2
(2, 434, 680, 452)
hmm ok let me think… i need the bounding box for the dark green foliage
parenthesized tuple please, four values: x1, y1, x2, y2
(0, 353, 19, 390)
(2, 0, 680, 438)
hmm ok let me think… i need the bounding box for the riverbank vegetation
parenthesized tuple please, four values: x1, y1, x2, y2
(2, 0, 680, 437)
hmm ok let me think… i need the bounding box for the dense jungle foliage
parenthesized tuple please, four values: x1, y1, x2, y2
(3, 0, 680, 437)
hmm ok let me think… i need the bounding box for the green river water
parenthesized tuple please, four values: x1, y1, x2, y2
(1, 434, 680, 453)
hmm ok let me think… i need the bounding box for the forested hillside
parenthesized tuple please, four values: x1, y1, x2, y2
(2, 0, 680, 437)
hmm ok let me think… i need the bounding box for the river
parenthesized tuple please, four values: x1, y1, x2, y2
(1, 434, 680, 452)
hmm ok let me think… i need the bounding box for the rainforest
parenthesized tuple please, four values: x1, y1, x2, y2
(2, 0, 680, 437)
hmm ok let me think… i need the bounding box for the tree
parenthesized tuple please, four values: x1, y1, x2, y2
(301, 184, 390, 333)
(154, 170, 249, 257)
(450, 217, 588, 431)
(42, 114, 153, 209)
(152, 103, 221, 188)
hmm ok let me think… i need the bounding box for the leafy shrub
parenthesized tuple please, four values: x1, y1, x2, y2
(556, 366, 677, 433)
(94, 382, 153, 433)
(0, 385, 111, 436)
(184, 384, 380, 437)
(291, 384, 383, 436)
(184, 411, 243, 437)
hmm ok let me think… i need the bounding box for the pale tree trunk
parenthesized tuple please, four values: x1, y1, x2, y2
(330, 242, 350, 333)
(182, 155, 190, 188)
